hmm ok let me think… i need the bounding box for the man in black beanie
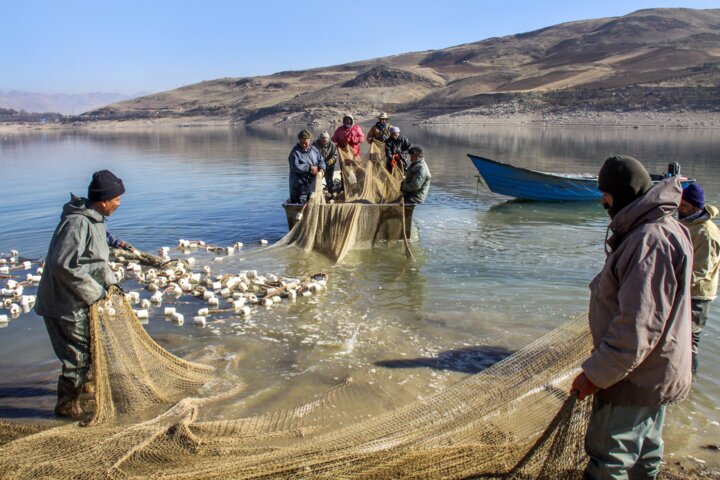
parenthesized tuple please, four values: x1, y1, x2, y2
(35, 170, 126, 419)
(596, 155, 654, 218)
(571, 156, 693, 479)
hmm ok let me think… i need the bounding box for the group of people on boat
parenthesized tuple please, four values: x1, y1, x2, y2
(287, 112, 431, 205)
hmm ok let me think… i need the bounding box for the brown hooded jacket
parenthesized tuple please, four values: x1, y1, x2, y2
(583, 178, 693, 406)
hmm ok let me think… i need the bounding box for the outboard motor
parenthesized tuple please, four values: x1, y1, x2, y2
(667, 162, 681, 177)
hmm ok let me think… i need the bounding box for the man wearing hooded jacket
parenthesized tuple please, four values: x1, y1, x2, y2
(677, 182, 720, 375)
(332, 114, 364, 157)
(571, 156, 692, 480)
(35, 170, 125, 419)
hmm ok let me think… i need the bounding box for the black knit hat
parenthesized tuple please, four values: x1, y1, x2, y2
(88, 170, 125, 202)
(597, 155, 652, 215)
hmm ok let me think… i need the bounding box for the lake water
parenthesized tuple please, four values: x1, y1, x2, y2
(0, 124, 718, 467)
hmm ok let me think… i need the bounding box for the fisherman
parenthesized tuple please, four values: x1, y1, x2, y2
(677, 182, 720, 376)
(366, 112, 392, 144)
(401, 146, 431, 204)
(385, 126, 412, 171)
(570, 155, 692, 479)
(313, 132, 341, 196)
(332, 114, 364, 157)
(35, 170, 126, 419)
(289, 129, 326, 204)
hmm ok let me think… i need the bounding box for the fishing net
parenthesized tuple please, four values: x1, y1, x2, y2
(0, 284, 595, 479)
(0, 141, 599, 478)
(275, 141, 411, 263)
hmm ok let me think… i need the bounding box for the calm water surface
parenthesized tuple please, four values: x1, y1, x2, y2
(0, 124, 718, 465)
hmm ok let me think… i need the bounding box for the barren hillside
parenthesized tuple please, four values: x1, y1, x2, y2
(81, 8, 720, 126)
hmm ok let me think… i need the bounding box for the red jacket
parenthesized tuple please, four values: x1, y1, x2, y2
(332, 124, 364, 156)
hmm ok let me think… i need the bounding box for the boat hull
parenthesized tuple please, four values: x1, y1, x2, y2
(469, 154, 600, 201)
(469, 154, 695, 202)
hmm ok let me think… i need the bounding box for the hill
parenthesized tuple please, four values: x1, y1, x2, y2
(0, 90, 136, 115)
(81, 8, 720, 126)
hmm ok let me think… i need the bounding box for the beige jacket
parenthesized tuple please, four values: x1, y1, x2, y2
(681, 205, 720, 300)
(583, 178, 693, 406)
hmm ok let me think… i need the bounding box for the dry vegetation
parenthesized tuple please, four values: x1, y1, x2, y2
(62, 8, 720, 127)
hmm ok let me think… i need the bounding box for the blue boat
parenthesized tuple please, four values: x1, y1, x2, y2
(468, 154, 693, 202)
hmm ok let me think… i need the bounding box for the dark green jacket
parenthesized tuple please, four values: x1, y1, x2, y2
(36, 194, 115, 318)
(312, 139, 339, 167)
(401, 159, 431, 204)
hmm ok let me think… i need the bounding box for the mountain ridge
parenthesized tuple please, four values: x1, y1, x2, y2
(79, 8, 720, 126)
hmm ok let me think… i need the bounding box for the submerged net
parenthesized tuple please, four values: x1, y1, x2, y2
(0, 286, 595, 479)
(275, 141, 410, 263)
(87, 286, 218, 425)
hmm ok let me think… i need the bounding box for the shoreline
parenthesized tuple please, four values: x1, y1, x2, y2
(3, 110, 720, 135)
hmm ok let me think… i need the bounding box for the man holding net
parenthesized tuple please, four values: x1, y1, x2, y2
(332, 114, 364, 157)
(401, 146, 431, 204)
(313, 131, 340, 197)
(289, 129, 326, 204)
(571, 156, 692, 479)
(385, 126, 411, 172)
(35, 170, 126, 419)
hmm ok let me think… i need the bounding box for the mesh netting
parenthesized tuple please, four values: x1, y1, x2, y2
(274, 141, 410, 263)
(87, 286, 218, 425)
(0, 288, 594, 479)
(0, 141, 597, 478)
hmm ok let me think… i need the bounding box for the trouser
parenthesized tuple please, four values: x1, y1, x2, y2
(43, 310, 91, 405)
(690, 298, 711, 375)
(290, 184, 314, 205)
(584, 397, 666, 480)
(326, 162, 341, 195)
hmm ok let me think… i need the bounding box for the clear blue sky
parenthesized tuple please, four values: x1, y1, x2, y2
(5, 0, 719, 95)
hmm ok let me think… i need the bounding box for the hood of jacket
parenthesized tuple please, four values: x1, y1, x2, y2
(62, 194, 105, 223)
(606, 178, 681, 251)
(683, 204, 720, 226)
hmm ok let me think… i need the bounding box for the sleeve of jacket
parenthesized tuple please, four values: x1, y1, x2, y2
(330, 143, 339, 163)
(331, 129, 342, 145)
(582, 237, 679, 389)
(289, 149, 310, 174)
(315, 148, 326, 172)
(385, 141, 393, 160)
(49, 218, 105, 306)
(691, 228, 716, 288)
(401, 165, 428, 194)
(352, 126, 365, 144)
(402, 138, 411, 152)
(106, 229, 122, 248)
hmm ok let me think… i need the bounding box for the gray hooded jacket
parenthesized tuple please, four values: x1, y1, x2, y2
(401, 159, 431, 204)
(35, 194, 116, 318)
(583, 178, 693, 406)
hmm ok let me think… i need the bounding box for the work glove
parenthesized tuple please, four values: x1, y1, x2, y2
(570, 371, 599, 400)
(118, 241, 135, 252)
(391, 154, 401, 169)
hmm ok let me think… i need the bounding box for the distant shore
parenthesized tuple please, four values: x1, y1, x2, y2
(2, 110, 720, 135)
(418, 110, 720, 129)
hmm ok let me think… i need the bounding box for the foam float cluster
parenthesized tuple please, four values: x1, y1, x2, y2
(0, 249, 41, 326)
(1, 240, 327, 331)
(108, 239, 328, 329)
